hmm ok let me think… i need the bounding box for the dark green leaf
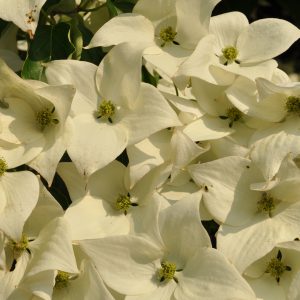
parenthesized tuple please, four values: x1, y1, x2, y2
(0, 19, 8, 36)
(142, 66, 160, 87)
(52, 22, 75, 60)
(21, 58, 45, 80)
(28, 25, 52, 61)
(106, 0, 121, 17)
(22, 22, 75, 79)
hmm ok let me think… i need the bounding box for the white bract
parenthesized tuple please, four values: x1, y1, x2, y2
(0, 0, 47, 36)
(175, 12, 300, 87)
(46, 42, 180, 177)
(80, 198, 256, 299)
(0, 59, 75, 185)
(86, 0, 221, 77)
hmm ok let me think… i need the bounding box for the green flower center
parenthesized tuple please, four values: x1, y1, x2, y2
(159, 26, 177, 47)
(158, 261, 177, 282)
(265, 250, 292, 283)
(0, 158, 8, 176)
(55, 270, 71, 289)
(11, 234, 29, 258)
(96, 100, 115, 123)
(227, 107, 242, 122)
(222, 46, 239, 63)
(257, 192, 276, 216)
(36, 107, 59, 130)
(286, 96, 300, 114)
(219, 107, 243, 127)
(115, 194, 137, 215)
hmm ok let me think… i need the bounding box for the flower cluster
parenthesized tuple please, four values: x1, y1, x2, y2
(0, 0, 300, 299)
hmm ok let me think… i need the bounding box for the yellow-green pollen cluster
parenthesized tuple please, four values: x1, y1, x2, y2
(286, 96, 300, 114)
(227, 107, 242, 122)
(257, 192, 276, 216)
(0, 158, 8, 176)
(160, 26, 177, 47)
(55, 270, 71, 289)
(11, 234, 29, 258)
(158, 261, 177, 282)
(96, 100, 115, 123)
(265, 250, 292, 283)
(36, 107, 59, 130)
(115, 194, 137, 215)
(222, 46, 239, 64)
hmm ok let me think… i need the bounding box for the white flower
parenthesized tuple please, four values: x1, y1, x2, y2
(57, 160, 169, 242)
(0, 60, 75, 185)
(174, 12, 300, 87)
(80, 197, 256, 299)
(244, 241, 300, 300)
(86, 0, 221, 77)
(46, 42, 180, 177)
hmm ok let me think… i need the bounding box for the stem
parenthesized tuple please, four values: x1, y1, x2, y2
(40, 9, 56, 25)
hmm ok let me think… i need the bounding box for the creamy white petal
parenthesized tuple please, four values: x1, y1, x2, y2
(64, 196, 130, 240)
(237, 18, 300, 63)
(176, 0, 221, 49)
(174, 35, 229, 86)
(127, 130, 172, 188)
(98, 42, 144, 109)
(175, 248, 256, 300)
(126, 280, 176, 300)
(0, 0, 47, 34)
(28, 117, 73, 186)
(133, 0, 175, 21)
(0, 171, 39, 241)
(210, 11, 249, 50)
(250, 117, 300, 181)
(45, 60, 99, 109)
(80, 236, 164, 295)
(88, 160, 127, 203)
(67, 114, 128, 177)
(188, 156, 257, 225)
(158, 197, 211, 267)
(183, 115, 234, 142)
(170, 129, 208, 179)
(28, 217, 79, 276)
(87, 14, 155, 48)
(23, 179, 64, 238)
(57, 162, 87, 202)
(226, 76, 286, 122)
(121, 83, 181, 145)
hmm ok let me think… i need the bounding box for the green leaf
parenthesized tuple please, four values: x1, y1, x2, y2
(28, 25, 52, 61)
(142, 66, 160, 87)
(52, 22, 76, 60)
(106, 0, 122, 17)
(21, 58, 45, 80)
(76, 16, 106, 64)
(115, 2, 134, 13)
(22, 22, 75, 80)
(0, 19, 9, 36)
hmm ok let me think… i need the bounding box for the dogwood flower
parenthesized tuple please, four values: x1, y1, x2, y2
(57, 160, 170, 242)
(192, 156, 300, 273)
(46, 42, 180, 177)
(175, 12, 300, 87)
(0, 59, 75, 185)
(80, 197, 256, 299)
(244, 241, 300, 300)
(86, 0, 221, 77)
